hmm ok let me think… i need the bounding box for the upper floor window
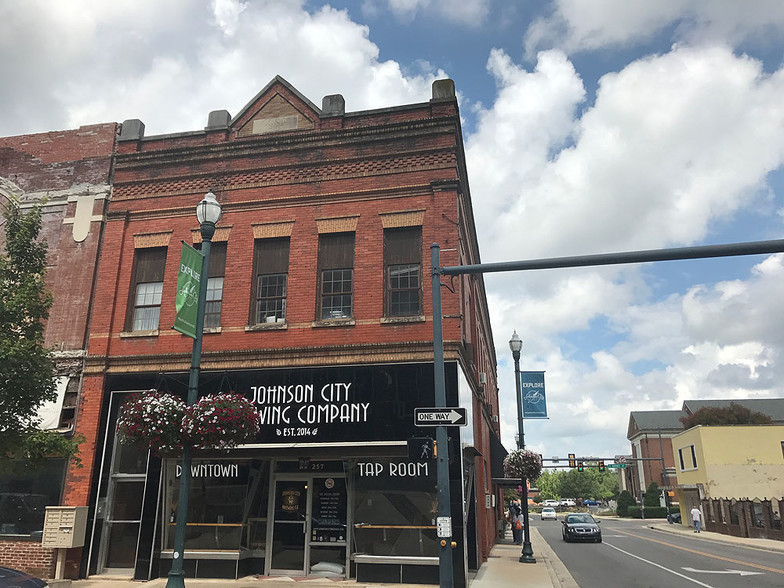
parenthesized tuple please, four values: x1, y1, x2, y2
(678, 444, 698, 471)
(252, 238, 289, 324)
(318, 233, 354, 320)
(126, 247, 167, 331)
(384, 227, 422, 317)
(202, 242, 226, 329)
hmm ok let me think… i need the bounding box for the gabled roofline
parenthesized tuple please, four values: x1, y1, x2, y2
(229, 75, 322, 127)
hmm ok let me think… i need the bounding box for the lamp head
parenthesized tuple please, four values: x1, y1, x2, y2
(196, 191, 222, 225)
(509, 330, 523, 354)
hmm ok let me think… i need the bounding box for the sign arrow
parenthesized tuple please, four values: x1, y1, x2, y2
(682, 567, 763, 576)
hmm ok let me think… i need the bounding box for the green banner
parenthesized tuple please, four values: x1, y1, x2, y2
(173, 242, 204, 338)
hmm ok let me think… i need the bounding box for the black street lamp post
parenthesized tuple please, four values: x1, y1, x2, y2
(509, 331, 535, 564)
(166, 192, 222, 588)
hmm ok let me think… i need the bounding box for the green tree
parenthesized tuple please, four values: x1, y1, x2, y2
(0, 203, 80, 471)
(558, 468, 597, 499)
(644, 482, 661, 507)
(616, 490, 635, 517)
(533, 470, 561, 500)
(680, 403, 772, 429)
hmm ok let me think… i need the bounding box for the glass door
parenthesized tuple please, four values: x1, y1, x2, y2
(98, 437, 149, 574)
(269, 480, 308, 573)
(308, 477, 347, 577)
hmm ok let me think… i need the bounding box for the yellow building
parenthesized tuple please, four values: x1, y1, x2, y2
(671, 424, 784, 525)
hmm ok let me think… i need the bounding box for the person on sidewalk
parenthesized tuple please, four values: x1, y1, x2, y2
(509, 501, 523, 544)
(690, 506, 703, 533)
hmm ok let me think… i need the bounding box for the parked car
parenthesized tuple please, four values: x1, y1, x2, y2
(583, 499, 600, 506)
(559, 498, 576, 507)
(561, 512, 602, 543)
(0, 566, 47, 587)
(541, 507, 557, 520)
(541, 499, 560, 507)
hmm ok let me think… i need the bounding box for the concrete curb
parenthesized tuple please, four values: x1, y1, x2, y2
(530, 527, 579, 588)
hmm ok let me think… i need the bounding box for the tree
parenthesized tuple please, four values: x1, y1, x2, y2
(616, 490, 635, 517)
(533, 470, 560, 500)
(643, 482, 661, 507)
(558, 468, 597, 499)
(680, 403, 772, 429)
(0, 203, 80, 470)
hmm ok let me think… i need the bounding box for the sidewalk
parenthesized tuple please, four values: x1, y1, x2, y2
(60, 526, 566, 588)
(648, 521, 784, 553)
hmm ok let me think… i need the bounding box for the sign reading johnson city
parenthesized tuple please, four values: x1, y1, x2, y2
(520, 371, 547, 419)
(233, 363, 457, 444)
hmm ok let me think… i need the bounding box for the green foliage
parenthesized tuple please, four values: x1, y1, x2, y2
(0, 202, 69, 465)
(616, 490, 635, 517)
(533, 470, 559, 500)
(531, 468, 619, 503)
(680, 403, 772, 429)
(627, 506, 669, 519)
(644, 482, 661, 507)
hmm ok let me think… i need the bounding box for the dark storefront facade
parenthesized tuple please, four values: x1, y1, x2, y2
(85, 362, 472, 584)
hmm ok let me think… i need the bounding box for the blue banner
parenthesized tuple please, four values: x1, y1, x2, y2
(520, 371, 547, 418)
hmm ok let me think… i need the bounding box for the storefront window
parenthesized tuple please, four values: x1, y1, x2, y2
(351, 459, 438, 557)
(0, 459, 66, 538)
(163, 459, 269, 552)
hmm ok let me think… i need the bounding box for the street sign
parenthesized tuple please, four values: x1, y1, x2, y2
(607, 463, 627, 469)
(414, 407, 467, 427)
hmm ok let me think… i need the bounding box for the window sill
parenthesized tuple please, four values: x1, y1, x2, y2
(203, 326, 222, 334)
(246, 323, 288, 332)
(120, 329, 159, 338)
(381, 315, 426, 324)
(312, 318, 356, 328)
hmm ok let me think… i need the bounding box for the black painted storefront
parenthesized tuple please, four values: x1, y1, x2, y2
(83, 362, 469, 586)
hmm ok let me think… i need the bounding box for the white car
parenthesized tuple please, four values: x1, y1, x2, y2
(542, 499, 560, 507)
(541, 507, 557, 520)
(560, 498, 576, 507)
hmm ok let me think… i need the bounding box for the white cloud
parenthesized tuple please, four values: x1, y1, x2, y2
(377, 0, 490, 26)
(0, 0, 445, 136)
(525, 0, 784, 55)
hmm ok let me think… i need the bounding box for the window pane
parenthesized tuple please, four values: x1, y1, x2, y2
(135, 282, 162, 306)
(132, 305, 160, 331)
(204, 277, 223, 328)
(388, 264, 420, 316)
(321, 269, 352, 319)
(257, 274, 287, 323)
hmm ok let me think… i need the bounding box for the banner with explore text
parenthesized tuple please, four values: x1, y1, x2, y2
(173, 242, 203, 339)
(520, 371, 547, 418)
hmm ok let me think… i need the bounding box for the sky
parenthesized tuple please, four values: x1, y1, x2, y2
(3, 0, 784, 464)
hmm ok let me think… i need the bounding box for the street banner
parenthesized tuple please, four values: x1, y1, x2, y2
(520, 371, 547, 418)
(173, 242, 203, 338)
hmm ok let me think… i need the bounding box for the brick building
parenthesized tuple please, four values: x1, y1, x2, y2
(54, 77, 503, 585)
(0, 124, 117, 578)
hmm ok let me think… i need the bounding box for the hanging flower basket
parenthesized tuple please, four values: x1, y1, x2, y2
(117, 391, 185, 455)
(182, 393, 261, 450)
(503, 449, 543, 480)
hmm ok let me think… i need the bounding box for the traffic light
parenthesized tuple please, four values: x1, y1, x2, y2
(598, 460, 605, 472)
(577, 461, 584, 472)
(568, 453, 576, 468)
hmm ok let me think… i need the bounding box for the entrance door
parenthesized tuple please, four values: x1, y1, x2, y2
(268, 474, 348, 577)
(269, 480, 308, 573)
(98, 437, 149, 574)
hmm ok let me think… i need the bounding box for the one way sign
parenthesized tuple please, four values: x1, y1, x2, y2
(414, 407, 467, 427)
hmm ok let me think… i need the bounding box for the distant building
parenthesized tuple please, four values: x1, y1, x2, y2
(626, 398, 784, 505)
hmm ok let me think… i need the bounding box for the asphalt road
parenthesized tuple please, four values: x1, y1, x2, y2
(532, 516, 784, 588)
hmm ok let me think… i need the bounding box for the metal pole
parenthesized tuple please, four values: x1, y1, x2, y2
(431, 243, 454, 588)
(167, 222, 214, 588)
(511, 347, 535, 564)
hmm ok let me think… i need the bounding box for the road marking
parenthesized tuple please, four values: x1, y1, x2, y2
(682, 567, 763, 576)
(603, 542, 716, 587)
(611, 528, 784, 575)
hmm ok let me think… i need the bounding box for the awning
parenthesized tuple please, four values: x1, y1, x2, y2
(37, 376, 68, 429)
(489, 429, 509, 480)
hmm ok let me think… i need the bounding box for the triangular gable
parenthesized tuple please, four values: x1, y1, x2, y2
(231, 75, 321, 138)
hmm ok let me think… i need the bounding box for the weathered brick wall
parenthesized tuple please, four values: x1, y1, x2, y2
(0, 540, 56, 580)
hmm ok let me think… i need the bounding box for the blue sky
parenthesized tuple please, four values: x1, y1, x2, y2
(2, 0, 784, 462)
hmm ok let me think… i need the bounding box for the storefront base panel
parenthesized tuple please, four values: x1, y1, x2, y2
(158, 555, 263, 579)
(356, 562, 439, 584)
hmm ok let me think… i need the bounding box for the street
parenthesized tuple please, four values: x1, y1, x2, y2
(532, 516, 784, 588)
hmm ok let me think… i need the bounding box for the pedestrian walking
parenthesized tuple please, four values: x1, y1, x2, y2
(690, 506, 702, 533)
(509, 501, 523, 544)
